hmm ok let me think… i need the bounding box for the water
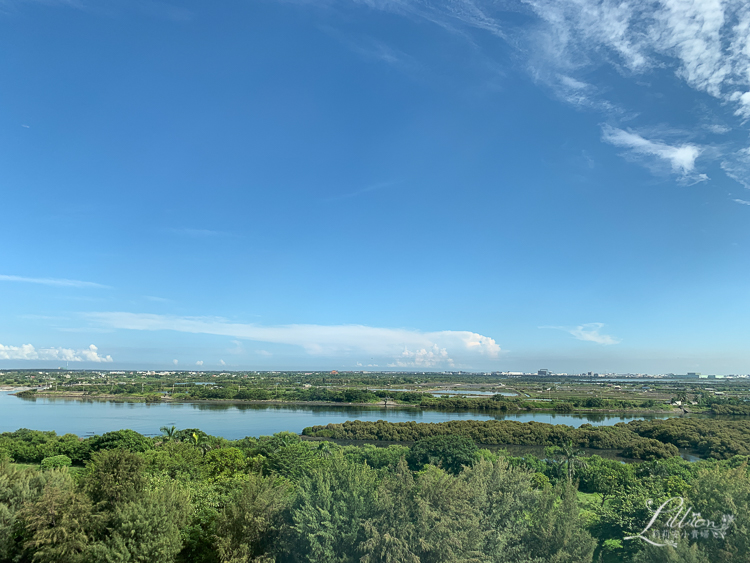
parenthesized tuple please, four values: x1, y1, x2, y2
(0, 391, 672, 440)
(430, 390, 517, 396)
(370, 388, 517, 397)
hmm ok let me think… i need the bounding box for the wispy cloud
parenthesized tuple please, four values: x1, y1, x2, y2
(721, 147, 750, 189)
(706, 124, 731, 134)
(321, 26, 418, 70)
(733, 198, 750, 206)
(347, 39, 414, 67)
(521, 0, 750, 114)
(2, 0, 190, 20)
(342, 0, 505, 39)
(0, 343, 113, 362)
(542, 322, 621, 345)
(144, 296, 171, 303)
(84, 312, 502, 366)
(321, 1, 750, 190)
(600, 125, 708, 182)
(0, 274, 109, 289)
(327, 180, 399, 201)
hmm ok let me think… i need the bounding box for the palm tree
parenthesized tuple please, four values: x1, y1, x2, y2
(316, 441, 336, 458)
(191, 432, 213, 457)
(160, 425, 177, 441)
(547, 441, 587, 483)
(560, 440, 587, 483)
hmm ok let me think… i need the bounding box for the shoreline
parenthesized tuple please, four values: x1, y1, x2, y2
(12, 390, 681, 415)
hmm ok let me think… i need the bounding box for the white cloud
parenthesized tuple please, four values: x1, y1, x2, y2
(521, 0, 750, 111)
(569, 323, 620, 345)
(543, 323, 620, 345)
(0, 343, 113, 362)
(196, 360, 204, 366)
(219, 359, 226, 365)
(721, 147, 750, 188)
(387, 345, 455, 368)
(332, 1, 750, 188)
(0, 274, 108, 289)
(173, 359, 179, 365)
(733, 198, 750, 205)
(351, 0, 506, 39)
(601, 125, 707, 181)
(706, 124, 731, 134)
(85, 312, 502, 367)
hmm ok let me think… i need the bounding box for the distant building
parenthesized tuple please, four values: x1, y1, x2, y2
(682, 372, 710, 379)
(538, 369, 551, 376)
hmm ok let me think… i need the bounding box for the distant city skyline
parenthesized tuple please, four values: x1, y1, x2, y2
(3, 1, 750, 373)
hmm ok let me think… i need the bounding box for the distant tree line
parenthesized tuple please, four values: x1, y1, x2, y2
(304, 418, 750, 460)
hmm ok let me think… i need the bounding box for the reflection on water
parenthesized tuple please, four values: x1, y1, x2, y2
(370, 388, 517, 397)
(0, 391, 674, 440)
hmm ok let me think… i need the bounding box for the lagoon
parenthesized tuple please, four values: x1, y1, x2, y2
(0, 391, 673, 440)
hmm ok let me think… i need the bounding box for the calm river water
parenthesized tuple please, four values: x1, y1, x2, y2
(0, 391, 674, 440)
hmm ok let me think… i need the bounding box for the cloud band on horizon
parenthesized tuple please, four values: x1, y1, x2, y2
(0, 343, 113, 362)
(84, 312, 502, 367)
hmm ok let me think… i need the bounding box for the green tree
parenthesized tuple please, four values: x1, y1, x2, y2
(85, 483, 190, 563)
(406, 435, 479, 475)
(409, 465, 483, 563)
(546, 441, 587, 483)
(17, 469, 92, 563)
(40, 455, 72, 471)
(687, 463, 750, 562)
(160, 426, 177, 442)
(88, 430, 152, 454)
(173, 428, 209, 443)
(360, 459, 483, 563)
(524, 482, 596, 563)
(265, 442, 324, 481)
(462, 458, 539, 562)
(631, 541, 711, 563)
(204, 448, 247, 480)
(0, 464, 64, 561)
(142, 441, 205, 481)
(289, 454, 379, 562)
(84, 449, 146, 509)
(214, 474, 292, 563)
(359, 459, 419, 563)
(578, 456, 633, 506)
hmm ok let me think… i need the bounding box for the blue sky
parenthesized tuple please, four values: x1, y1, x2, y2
(2, 0, 750, 373)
